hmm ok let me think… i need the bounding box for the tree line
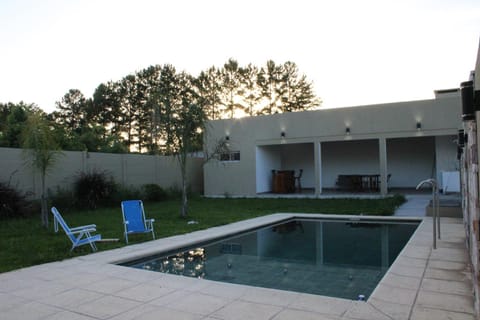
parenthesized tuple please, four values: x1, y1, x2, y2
(0, 59, 321, 154)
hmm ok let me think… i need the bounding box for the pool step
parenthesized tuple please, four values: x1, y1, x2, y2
(425, 199, 462, 218)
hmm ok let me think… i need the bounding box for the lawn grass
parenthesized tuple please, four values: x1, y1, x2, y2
(0, 195, 405, 273)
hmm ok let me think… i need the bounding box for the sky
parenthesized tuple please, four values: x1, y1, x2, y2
(1, 0, 479, 113)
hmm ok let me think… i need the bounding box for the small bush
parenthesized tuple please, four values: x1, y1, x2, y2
(110, 185, 143, 205)
(142, 184, 168, 202)
(165, 185, 182, 199)
(49, 187, 76, 211)
(73, 170, 117, 209)
(0, 181, 33, 219)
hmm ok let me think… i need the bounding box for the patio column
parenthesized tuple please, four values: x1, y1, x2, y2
(379, 137, 388, 195)
(315, 141, 323, 195)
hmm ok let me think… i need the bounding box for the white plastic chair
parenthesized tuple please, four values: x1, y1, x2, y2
(51, 207, 101, 252)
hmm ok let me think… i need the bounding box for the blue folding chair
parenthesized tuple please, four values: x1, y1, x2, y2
(51, 207, 102, 252)
(121, 200, 156, 244)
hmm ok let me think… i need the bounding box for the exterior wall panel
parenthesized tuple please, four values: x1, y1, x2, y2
(0, 148, 204, 199)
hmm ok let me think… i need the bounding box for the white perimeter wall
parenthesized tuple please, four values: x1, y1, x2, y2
(0, 148, 204, 199)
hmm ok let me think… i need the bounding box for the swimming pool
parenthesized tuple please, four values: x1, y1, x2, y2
(121, 217, 419, 300)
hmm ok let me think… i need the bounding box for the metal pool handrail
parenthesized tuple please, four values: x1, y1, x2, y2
(416, 179, 440, 249)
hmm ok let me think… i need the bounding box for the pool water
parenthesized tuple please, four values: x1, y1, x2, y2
(121, 218, 418, 300)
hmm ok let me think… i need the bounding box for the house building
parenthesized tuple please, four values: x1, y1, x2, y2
(204, 92, 462, 197)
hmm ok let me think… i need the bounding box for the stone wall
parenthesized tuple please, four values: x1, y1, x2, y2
(461, 118, 480, 315)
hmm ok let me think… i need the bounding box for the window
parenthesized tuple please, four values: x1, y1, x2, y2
(220, 151, 240, 162)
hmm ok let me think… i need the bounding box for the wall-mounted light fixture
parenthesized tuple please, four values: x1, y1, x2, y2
(416, 122, 422, 130)
(281, 131, 286, 138)
(345, 127, 350, 134)
(225, 135, 230, 141)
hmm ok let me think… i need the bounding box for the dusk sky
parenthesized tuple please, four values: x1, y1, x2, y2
(1, 0, 479, 112)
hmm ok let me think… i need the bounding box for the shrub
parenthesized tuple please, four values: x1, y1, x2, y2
(165, 185, 182, 199)
(110, 185, 142, 205)
(73, 170, 117, 209)
(142, 184, 168, 202)
(0, 181, 33, 219)
(49, 187, 76, 211)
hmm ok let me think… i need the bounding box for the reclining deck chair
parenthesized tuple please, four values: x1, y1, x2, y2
(121, 200, 155, 244)
(51, 207, 102, 252)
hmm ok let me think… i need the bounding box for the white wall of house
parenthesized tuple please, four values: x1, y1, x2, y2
(435, 135, 459, 189)
(256, 145, 281, 193)
(280, 143, 315, 188)
(386, 137, 435, 188)
(256, 143, 315, 192)
(321, 140, 379, 188)
(204, 94, 462, 197)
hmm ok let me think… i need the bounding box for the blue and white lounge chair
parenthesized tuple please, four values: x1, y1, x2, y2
(121, 200, 156, 244)
(51, 207, 102, 252)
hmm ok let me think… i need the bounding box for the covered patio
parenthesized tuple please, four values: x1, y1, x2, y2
(255, 135, 457, 197)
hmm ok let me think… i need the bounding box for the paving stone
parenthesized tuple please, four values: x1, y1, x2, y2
(149, 274, 209, 291)
(421, 278, 472, 296)
(123, 306, 203, 320)
(57, 272, 110, 287)
(40, 288, 104, 308)
(197, 282, 249, 300)
(411, 306, 475, 320)
(150, 289, 192, 306)
(431, 253, 468, 263)
(10, 281, 70, 300)
(393, 256, 428, 268)
(379, 273, 422, 290)
(0, 292, 31, 312)
(241, 287, 300, 306)
(427, 259, 467, 271)
(211, 300, 283, 320)
(416, 291, 474, 314)
(369, 283, 417, 305)
(343, 301, 392, 320)
(272, 308, 340, 320)
(424, 268, 470, 282)
(388, 264, 425, 278)
(102, 304, 163, 320)
(288, 294, 353, 316)
(396, 245, 431, 261)
(45, 310, 98, 320)
(113, 283, 175, 302)
(166, 292, 230, 316)
(1, 301, 60, 320)
(85, 276, 139, 294)
(368, 298, 411, 320)
(75, 295, 141, 319)
(0, 277, 48, 293)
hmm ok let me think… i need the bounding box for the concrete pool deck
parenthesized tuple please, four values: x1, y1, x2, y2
(0, 214, 475, 320)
